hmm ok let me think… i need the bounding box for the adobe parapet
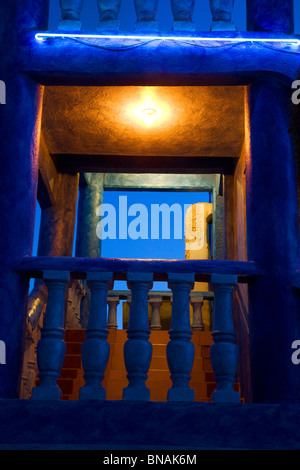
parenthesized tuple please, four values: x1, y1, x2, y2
(1, 0, 298, 86)
(17, 30, 300, 86)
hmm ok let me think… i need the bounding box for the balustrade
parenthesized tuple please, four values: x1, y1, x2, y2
(57, 0, 236, 31)
(29, 265, 242, 404)
(107, 290, 210, 331)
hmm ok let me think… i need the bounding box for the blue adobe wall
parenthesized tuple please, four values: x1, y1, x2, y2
(247, 0, 294, 34)
(0, 1, 50, 397)
(0, 400, 300, 449)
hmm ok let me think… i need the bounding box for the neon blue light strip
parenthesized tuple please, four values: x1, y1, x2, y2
(35, 32, 300, 46)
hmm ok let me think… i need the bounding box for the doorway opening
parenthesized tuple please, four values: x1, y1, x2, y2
(99, 189, 211, 328)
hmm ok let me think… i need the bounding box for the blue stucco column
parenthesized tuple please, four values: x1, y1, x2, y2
(0, 1, 50, 398)
(245, 76, 300, 403)
(246, 0, 294, 34)
(75, 173, 104, 259)
(75, 173, 104, 328)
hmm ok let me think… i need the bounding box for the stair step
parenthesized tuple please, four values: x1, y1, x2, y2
(60, 369, 78, 379)
(63, 355, 82, 369)
(57, 378, 74, 395)
(203, 358, 213, 372)
(65, 342, 82, 355)
(201, 345, 211, 358)
(64, 329, 86, 342)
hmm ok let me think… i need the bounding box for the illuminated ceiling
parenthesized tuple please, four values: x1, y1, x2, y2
(42, 86, 245, 158)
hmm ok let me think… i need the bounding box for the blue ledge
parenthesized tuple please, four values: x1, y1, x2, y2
(17, 31, 300, 85)
(0, 400, 300, 450)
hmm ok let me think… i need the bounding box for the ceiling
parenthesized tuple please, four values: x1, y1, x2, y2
(41, 85, 245, 159)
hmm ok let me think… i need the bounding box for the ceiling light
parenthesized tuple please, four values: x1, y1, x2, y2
(143, 108, 157, 126)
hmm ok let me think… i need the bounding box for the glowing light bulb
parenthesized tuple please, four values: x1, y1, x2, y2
(143, 108, 157, 126)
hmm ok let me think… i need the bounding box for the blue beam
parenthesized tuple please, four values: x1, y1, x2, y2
(18, 31, 300, 85)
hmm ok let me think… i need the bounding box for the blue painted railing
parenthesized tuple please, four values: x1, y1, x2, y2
(57, 0, 235, 31)
(16, 256, 264, 403)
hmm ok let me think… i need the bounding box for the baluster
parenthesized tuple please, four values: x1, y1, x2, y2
(107, 296, 119, 329)
(210, 274, 240, 403)
(79, 272, 113, 400)
(97, 0, 122, 31)
(58, 0, 84, 31)
(167, 273, 195, 401)
(171, 0, 196, 31)
(149, 295, 162, 330)
(123, 273, 153, 401)
(31, 271, 69, 400)
(134, 0, 159, 31)
(209, 0, 236, 31)
(190, 295, 204, 331)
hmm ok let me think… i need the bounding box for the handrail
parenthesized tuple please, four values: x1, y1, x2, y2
(14, 256, 265, 283)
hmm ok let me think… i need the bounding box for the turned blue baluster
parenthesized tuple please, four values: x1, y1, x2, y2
(79, 272, 113, 400)
(209, 0, 236, 31)
(97, 0, 122, 31)
(58, 0, 84, 30)
(123, 273, 153, 401)
(31, 271, 69, 400)
(167, 273, 195, 402)
(210, 274, 240, 403)
(171, 0, 196, 31)
(134, 0, 159, 31)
